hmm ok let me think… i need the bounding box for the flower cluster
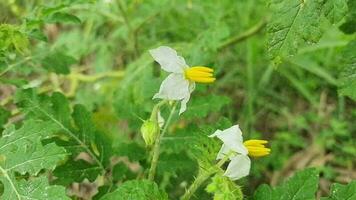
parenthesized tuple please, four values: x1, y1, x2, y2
(147, 46, 270, 181)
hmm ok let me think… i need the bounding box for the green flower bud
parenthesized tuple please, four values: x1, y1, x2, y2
(140, 120, 159, 147)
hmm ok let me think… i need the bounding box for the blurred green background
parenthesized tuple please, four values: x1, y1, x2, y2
(1, 0, 355, 199)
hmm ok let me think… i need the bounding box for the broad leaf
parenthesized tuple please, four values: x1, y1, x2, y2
(0, 120, 68, 200)
(253, 168, 319, 200)
(267, 0, 324, 63)
(0, 176, 69, 200)
(322, 0, 348, 24)
(100, 180, 168, 200)
(15, 89, 113, 185)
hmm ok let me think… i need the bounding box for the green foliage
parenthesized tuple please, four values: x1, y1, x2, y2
(0, 120, 68, 199)
(267, 0, 324, 62)
(42, 49, 77, 74)
(0, 0, 355, 199)
(322, 0, 348, 24)
(321, 181, 356, 200)
(206, 174, 243, 200)
(338, 40, 356, 100)
(0, 24, 29, 55)
(253, 168, 319, 200)
(15, 89, 112, 185)
(101, 180, 168, 200)
(339, 0, 356, 34)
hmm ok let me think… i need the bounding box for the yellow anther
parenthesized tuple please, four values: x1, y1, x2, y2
(184, 66, 215, 83)
(244, 139, 271, 158)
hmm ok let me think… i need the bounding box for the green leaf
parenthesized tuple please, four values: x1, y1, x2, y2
(0, 176, 69, 200)
(338, 40, 356, 100)
(206, 174, 243, 200)
(322, 0, 348, 24)
(45, 12, 81, 24)
(42, 49, 77, 74)
(0, 120, 69, 200)
(15, 89, 113, 185)
(253, 168, 319, 200)
(253, 184, 273, 200)
(100, 180, 168, 200)
(53, 160, 102, 185)
(339, 0, 356, 34)
(267, 0, 324, 63)
(321, 181, 356, 200)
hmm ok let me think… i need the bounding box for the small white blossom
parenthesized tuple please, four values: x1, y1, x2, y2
(209, 125, 250, 180)
(149, 46, 215, 114)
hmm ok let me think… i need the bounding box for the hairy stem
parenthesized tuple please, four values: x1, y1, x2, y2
(180, 153, 231, 200)
(148, 102, 177, 181)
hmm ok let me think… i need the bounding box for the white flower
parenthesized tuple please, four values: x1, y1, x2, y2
(149, 46, 215, 114)
(209, 125, 270, 180)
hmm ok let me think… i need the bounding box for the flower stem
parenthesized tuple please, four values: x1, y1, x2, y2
(180, 153, 232, 200)
(148, 101, 177, 181)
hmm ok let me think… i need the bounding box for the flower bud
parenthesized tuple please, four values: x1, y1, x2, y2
(140, 120, 159, 147)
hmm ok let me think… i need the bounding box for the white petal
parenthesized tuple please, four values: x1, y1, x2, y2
(216, 144, 231, 160)
(209, 125, 248, 155)
(153, 73, 190, 100)
(224, 155, 251, 180)
(179, 94, 190, 114)
(149, 46, 188, 73)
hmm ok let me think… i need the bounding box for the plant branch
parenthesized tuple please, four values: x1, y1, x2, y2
(180, 152, 232, 200)
(219, 19, 267, 50)
(148, 101, 177, 181)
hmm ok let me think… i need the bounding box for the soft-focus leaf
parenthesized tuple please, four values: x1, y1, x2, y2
(42, 49, 77, 74)
(338, 40, 356, 100)
(206, 174, 243, 200)
(100, 180, 168, 200)
(321, 181, 356, 200)
(339, 0, 356, 34)
(253, 168, 319, 200)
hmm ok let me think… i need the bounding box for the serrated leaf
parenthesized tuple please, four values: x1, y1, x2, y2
(206, 174, 243, 200)
(322, 0, 348, 24)
(0, 120, 68, 200)
(0, 176, 69, 200)
(253, 168, 319, 200)
(321, 181, 356, 200)
(0, 24, 29, 54)
(267, 0, 324, 62)
(42, 49, 77, 74)
(338, 40, 356, 100)
(100, 180, 168, 200)
(15, 89, 112, 185)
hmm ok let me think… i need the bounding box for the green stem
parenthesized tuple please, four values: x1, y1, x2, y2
(218, 19, 267, 50)
(180, 154, 231, 200)
(148, 102, 177, 181)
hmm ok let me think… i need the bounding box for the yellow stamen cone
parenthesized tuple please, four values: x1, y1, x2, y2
(184, 66, 215, 83)
(244, 139, 271, 158)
